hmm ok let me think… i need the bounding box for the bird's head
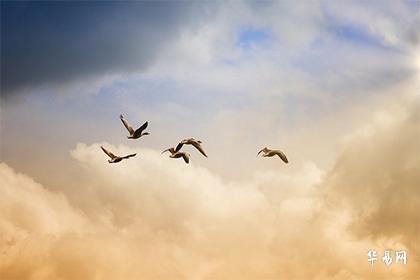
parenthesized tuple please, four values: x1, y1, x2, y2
(257, 147, 268, 156)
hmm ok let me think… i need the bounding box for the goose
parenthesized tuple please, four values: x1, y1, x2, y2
(120, 114, 150, 139)
(101, 146, 136, 163)
(257, 147, 288, 164)
(162, 147, 190, 164)
(175, 138, 207, 157)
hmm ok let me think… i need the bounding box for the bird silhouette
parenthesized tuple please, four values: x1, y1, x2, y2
(175, 138, 207, 157)
(120, 114, 150, 139)
(257, 147, 288, 164)
(101, 146, 136, 163)
(162, 147, 190, 164)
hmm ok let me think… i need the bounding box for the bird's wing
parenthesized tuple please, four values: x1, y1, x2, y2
(257, 148, 267, 156)
(122, 153, 136, 159)
(181, 153, 190, 164)
(276, 150, 289, 164)
(101, 146, 117, 159)
(162, 148, 175, 154)
(120, 115, 134, 135)
(192, 142, 207, 157)
(175, 142, 184, 152)
(134, 121, 148, 135)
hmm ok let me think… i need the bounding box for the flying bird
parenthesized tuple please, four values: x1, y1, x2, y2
(175, 138, 207, 157)
(120, 114, 150, 139)
(162, 147, 190, 164)
(101, 146, 136, 163)
(257, 147, 288, 164)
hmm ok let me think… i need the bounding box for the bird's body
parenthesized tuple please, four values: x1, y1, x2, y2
(120, 114, 150, 139)
(257, 147, 288, 164)
(162, 147, 190, 164)
(175, 138, 207, 157)
(101, 146, 136, 163)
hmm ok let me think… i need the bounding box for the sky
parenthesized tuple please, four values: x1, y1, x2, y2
(1, 1, 420, 279)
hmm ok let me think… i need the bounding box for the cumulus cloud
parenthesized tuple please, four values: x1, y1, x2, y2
(1, 144, 328, 279)
(321, 92, 420, 276)
(0, 145, 317, 279)
(2, 92, 420, 280)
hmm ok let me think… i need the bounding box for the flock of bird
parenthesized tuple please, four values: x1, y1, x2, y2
(101, 115, 288, 165)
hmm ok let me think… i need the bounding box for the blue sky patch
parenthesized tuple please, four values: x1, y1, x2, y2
(236, 26, 272, 50)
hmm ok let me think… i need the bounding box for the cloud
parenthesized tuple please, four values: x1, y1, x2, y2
(2, 95, 420, 280)
(0, 143, 334, 279)
(0, 1, 210, 98)
(1, 2, 419, 279)
(321, 91, 420, 266)
(323, 1, 420, 49)
(5, 1, 417, 101)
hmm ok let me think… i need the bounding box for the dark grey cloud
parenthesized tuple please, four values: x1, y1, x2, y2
(0, 1, 212, 98)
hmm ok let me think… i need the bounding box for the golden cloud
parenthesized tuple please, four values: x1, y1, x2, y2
(1, 92, 419, 279)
